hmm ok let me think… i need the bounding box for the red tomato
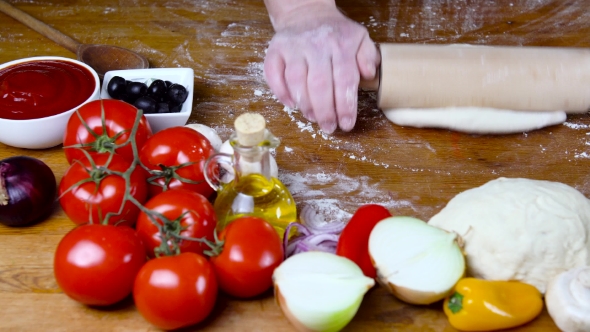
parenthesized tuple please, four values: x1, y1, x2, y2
(133, 253, 217, 330)
(58, 153, 148, 226)
(210, 216, 283, 298)
(135, 189, 217, 258)
(63, 99, 153, 164)
(139, 126, 215, 198)
(54, 224, 146, 306)
(336, 204, 392, 278)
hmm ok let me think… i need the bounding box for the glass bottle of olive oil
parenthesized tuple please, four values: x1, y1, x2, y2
(204, 112, 297, 238)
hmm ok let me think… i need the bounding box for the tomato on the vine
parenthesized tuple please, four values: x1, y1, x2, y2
(133, 252, 217, 330)
(336, 204, 392, 278)
(209, 216, 283, 298)
(139, 126, 215, 198)
(63, 99, 153, 164)
(54, 224, 146, 306)
(135, 189, 217, 258)
(58, 153, 148, 226)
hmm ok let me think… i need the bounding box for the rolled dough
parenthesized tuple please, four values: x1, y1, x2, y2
(383, 107, 566, 134)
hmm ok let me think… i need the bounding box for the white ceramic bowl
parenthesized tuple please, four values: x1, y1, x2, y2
(0, 56, 100, 149)
(101, 68, 194, 133)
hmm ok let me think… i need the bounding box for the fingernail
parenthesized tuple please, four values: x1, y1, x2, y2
(321, 121, 337, 134)
(368, 63, 376, 76)
(341, 116, 354, 131)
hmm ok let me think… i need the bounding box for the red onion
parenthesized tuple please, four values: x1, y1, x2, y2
(0, 156, 57, 226)
(283, 205, 347, 258)
(299, 205, 346, 234)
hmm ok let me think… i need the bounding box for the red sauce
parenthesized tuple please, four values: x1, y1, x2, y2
(0, 60, 95, 120)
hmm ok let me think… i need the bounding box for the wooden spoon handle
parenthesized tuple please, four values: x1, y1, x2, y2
(0, 0, 80, 53)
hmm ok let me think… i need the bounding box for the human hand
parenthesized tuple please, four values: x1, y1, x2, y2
(264, 2, 380, 133)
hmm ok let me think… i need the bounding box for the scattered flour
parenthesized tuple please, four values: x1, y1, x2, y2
(281, 105, 392, 168)
(67, 0, 590, 218)
(279, 170, 416, 223)
(10, 0, 590, 225)
(562, 121, 590, 160)
(564, 122, 590, 130)
(362, 0, 590, 45)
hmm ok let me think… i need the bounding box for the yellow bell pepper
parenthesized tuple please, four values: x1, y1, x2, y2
(443, 278, 543, 331)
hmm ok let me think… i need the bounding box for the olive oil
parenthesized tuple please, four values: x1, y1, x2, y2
(214, 173, 297, 236)
(204, 112, 297, 238)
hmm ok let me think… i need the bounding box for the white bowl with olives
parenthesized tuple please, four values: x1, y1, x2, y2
(100, 68, 194, 133)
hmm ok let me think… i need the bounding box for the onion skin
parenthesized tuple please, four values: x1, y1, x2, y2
(275, 286, 314, 332)
(377, 280, 449, 305)
(0, 156, 57, 226)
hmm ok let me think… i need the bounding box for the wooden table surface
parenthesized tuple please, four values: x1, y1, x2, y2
(2, 0, 589, 331)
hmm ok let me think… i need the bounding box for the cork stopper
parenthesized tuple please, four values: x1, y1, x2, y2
(234, 112, 266, 146)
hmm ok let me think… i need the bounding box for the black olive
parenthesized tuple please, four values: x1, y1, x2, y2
(169, 102, 183, 113)
(107, 76, 127, 99)
(126, 82, 148, 103)
(122, 94, 136, 104)
(147, 80, 167, 100)
(156, 102, 170, 113)
(167, 84, 189, 104)
(165, 80, 173, 88)
(133, 96, 157, 114)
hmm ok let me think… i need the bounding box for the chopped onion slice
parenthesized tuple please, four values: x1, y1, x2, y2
(283, 205, 347, 258)
(299, 205, 346, 234)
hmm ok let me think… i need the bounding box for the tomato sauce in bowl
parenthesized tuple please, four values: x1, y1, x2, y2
(0, 60, 96, 120)
(0, 56, 100, 149)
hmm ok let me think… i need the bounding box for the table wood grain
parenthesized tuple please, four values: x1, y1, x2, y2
(2, 0, 589, 330)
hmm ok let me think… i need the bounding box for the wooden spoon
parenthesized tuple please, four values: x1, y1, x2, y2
(0, 0, 149, 79)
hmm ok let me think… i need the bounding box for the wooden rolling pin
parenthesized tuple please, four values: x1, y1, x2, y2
(362, 44, 590, 113)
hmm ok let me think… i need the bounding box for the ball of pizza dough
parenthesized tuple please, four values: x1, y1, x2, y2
(428, 177, 590, 293)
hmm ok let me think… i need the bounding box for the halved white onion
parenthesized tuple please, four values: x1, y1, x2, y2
(273, 251, 374, 332)
(369, 216, 465, 305)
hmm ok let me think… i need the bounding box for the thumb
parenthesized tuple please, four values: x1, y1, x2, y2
(357, 36, 380, 80)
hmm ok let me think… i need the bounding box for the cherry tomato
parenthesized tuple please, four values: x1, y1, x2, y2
(135, 189, 217, 258)
(58, 153, 148, 226)
(210, 216, 283, 298)
(336, 204, 392, 278)
(63, 99, 153, 164)
(139, 126, 215, 198)
(53, 224, 146, 306)
(133, 253, 217, 330)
